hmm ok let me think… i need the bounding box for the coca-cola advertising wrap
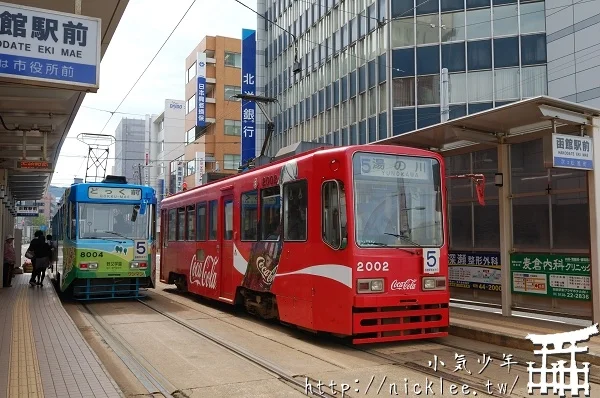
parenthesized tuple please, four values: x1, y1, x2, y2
(190, 254, 218, 289)
(241, 160, 298, 293)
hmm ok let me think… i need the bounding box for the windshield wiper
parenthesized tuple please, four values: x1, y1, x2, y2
(85, 236, 125, 244)
(364, 240, 419, 255)
(102, 231, 132, 241)
(383, 232, 422, 252)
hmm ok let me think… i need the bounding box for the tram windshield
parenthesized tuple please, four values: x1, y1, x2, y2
(353, 152, 443, 248)
(78, 203, 150, 240)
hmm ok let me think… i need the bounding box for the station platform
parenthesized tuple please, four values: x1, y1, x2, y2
(0, 273, 123, 398)
(449, 303, 600, 365)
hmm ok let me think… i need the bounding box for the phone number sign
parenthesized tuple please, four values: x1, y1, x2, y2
(510, 253, 590, 301)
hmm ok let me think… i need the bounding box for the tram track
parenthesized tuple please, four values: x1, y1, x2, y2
(134, 298, 342, 398)
(80, 302, 183, 398)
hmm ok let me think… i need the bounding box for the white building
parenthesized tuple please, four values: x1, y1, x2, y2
(150, 99, 185, 203)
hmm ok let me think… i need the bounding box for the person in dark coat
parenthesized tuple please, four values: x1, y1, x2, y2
(27, 230, 51, 287)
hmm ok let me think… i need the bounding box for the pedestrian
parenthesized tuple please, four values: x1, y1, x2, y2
(46, 234, 56, 272)
(26, 230, 51, 287)
(3, 235, 15, 287)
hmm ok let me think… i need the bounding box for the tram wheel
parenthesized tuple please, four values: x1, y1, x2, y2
(174, 276, 187, 292)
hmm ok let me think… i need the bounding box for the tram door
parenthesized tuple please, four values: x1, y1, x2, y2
(220, 195, 234, 300)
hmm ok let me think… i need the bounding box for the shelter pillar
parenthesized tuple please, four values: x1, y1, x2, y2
(587, 117, 600, 324)
(498, 142, 512, 316)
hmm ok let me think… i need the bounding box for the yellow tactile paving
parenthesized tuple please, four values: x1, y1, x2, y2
(7, 287, 44, 398)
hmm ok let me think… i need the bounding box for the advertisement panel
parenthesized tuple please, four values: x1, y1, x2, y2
(196, 52, 206, 128)
(241, 28, 256, 165)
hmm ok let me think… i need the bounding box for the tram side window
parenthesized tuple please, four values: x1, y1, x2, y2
(186, 205, 195, 240)
(208, 200, 218, 240)
(322, 180, 348, 249)
(69, 202, 76, 240)
(241, 191, 258, 241)
(176, 208, 185, 241)
(196, 202, 207, 240)
(261, 187, 281, 241)
(224, 200, 233, 240)
(283, 180, 308, 241)
(168, 209, 176, 241)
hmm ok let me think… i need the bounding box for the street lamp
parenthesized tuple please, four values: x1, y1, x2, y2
(233, 93, 279, 170)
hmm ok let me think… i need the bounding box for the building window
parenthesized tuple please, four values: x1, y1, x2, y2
(186, 127, 196, 144)
(391, 18, 414, 48)
(417, 75, 440, 105)
(224, 85, 241, 100)
(466, 8, 491, 40)
(224, 52, 242, 67)
(224, 120, 241, 135)
(223, 154, 241, 170)
(186, 63, 196, 83)
(520, 1, 545, 34)
(493, 4, 518, 37)
(392, 77, 415, 107)
(158, 119, 164, 131)
(186, 94, 196, 114)
(416, 15, 439, 44)
(467, 70, 493, 102)
(441, 11, 465, 42)
(160, 140, 164, 153)
(449, 72, 467, 103)
(185, 161, 195, 176)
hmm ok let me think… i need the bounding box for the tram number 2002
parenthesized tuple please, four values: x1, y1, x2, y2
(357, 261, 389, 272)
(79, 251, 104, 258)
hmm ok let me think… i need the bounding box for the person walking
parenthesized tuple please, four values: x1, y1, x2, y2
(27, 231, 51, 287)
(3, 235, 15, 287)
(46, 234, 56, 272)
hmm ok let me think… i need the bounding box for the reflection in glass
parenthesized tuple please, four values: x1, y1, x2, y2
(393, 77, 415, 107)
(467, 70, 493, 102)
(492, 4, 518, 36)
(417, 75, 441, 105)
(494, 67, 520, 100)
(552, 193, 589, 250)
(520, 2, 546, 34)
(466, 8, 491, 39)
(449, 73, 467, 103)
(441, 11, 465, 42)
(513, 196, 550, 248)
(522, 65, 547, 97)
(416, 14, 439, 44)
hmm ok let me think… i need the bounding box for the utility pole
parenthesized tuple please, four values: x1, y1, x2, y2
(138, 164, 143, 185)
(440, 68, 449, 123)
(233, 93, 277, 170)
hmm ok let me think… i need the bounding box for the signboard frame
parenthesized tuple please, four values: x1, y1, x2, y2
(449, 251, 501, 292)
(87, 186, 142, 201)
(0, 1, 101, 91)
(196, 52, 206, 128)
(551, 133, 594, 170)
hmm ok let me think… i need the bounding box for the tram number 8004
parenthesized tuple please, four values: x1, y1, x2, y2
(357, 261, 389, 272)
(79, 251, 104, 258)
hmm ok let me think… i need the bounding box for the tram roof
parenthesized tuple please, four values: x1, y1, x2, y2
(373, 96, 600, 154)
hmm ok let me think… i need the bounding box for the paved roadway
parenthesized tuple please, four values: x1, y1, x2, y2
(61, 263, 600, 397)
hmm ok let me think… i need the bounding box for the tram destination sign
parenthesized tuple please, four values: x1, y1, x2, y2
(15, 160, 52, 170)
(357, 153, 433, 180)
(88, 187, 141, 201)
(552, 133, 593, 170)
(0, 2, 101, 90)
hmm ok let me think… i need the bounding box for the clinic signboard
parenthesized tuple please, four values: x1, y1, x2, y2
(0, 2, 100, 91)
(241, 28, 256, 165)
(16, 205, 38, 217)
(552, 133, 593, 170)
(195, 151, 205, 186)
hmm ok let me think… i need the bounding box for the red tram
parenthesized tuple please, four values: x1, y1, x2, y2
(159, 144, 484, 344)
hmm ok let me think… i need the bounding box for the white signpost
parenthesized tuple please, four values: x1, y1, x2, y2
(0, 2, 101, 91)
(552, 133, 594, 170)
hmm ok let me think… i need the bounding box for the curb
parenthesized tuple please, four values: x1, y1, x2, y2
(449, 324, 600, 367)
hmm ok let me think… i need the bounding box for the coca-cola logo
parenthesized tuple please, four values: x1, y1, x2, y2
(190, 254, 218, 289)
(391, 279, 417, 291)
(256, 256, 278, 284)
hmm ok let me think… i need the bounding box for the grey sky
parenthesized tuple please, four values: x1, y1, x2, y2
(51, 0, 256, 186)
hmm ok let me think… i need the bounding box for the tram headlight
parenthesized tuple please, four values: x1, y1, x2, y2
(130, 261, 147, 269)
(422, 277, 446, 290)
(80, 262, 98, 270)
(357, 278, 384, 293)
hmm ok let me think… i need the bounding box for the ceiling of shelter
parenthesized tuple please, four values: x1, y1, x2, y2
(0, 0, 128, 201)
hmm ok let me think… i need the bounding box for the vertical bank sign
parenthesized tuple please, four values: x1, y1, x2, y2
(0, 2, 100, 91)
(241, 28, 256, 165)
(196, 52, 206, 128)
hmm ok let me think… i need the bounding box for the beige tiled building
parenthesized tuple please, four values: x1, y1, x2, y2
(183, 36, 243, 189)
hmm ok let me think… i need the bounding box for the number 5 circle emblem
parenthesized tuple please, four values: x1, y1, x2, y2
(134, 240, 147, 260)
(423, 249, 440, 274)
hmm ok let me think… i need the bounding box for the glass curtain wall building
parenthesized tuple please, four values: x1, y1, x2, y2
(257, 0, 548, 154)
